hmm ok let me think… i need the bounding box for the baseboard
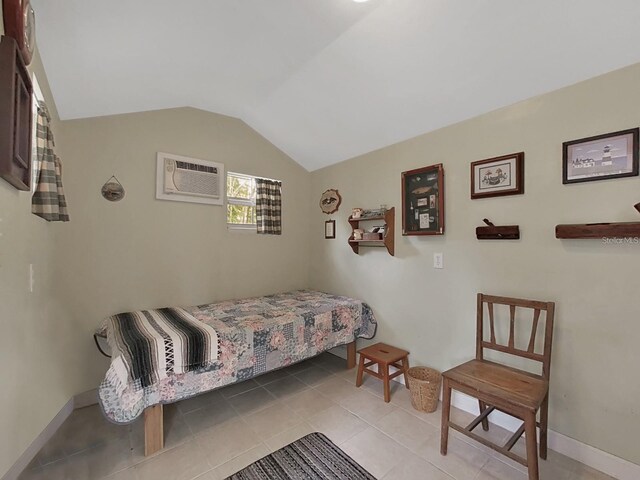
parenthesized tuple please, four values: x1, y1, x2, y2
(73, 388, 98, 409)
(1, 397, 74, 480)
(327, 351, 639, 479)
(449, 390, 640, 480)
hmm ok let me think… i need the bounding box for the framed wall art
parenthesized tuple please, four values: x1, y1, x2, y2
(319, 189, 341, 214)
(402, 164, 444, 236)
(324, 220, 335, 239)
(563, 128, 639, 184)
(471, 152, 524, 199)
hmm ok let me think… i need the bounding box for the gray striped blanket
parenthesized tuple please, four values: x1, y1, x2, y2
(106, 307, 219, 388)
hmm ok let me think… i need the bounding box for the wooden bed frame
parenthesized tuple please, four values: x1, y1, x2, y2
(143, 340, 357, 455)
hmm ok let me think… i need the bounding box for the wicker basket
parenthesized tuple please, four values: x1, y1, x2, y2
(407, 366, 442, 413)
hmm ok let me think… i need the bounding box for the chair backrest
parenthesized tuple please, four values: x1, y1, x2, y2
(476, 293, 555, 381)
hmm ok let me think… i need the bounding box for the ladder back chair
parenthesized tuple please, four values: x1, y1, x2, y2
(440, 294, 555, 480)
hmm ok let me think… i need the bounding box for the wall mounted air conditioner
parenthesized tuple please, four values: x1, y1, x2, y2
(156, 152, 224, 205)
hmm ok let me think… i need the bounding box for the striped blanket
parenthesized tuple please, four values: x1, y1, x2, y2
(106, 307, 219, 388)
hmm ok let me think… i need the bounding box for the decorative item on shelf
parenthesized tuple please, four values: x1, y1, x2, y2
(471, 152, 524, 199)
(476, 219, 520, 240)
(353, 229, 364, 240)
(101, 175, 125, 202)
(320, 189, 341, 214)
(324, 220, 335, 239)
(555, 202, 640, 239)
(351, 207, 363, 219)
(401, 164, 444, 236)
(362, 232, 381, 241)
(563, 128, 639, 184)
(2, 0, 36, 65)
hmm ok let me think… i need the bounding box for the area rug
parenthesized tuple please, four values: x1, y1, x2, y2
(224, 432, 376, 480)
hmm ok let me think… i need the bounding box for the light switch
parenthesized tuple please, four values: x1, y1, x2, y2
(434, 253, 444, 269)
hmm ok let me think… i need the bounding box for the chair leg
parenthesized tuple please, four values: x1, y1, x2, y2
(524, 411, 540, 480)
(383, 363, 391, 402)
(355, 354, 365, 387)
(478, 400, 490, 431)
(402, 356, 410, 389)
(539, 394, 549, 460)
(440, 377, 452, 455)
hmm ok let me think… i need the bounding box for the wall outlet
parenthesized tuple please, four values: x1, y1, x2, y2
(434, 253, 444, 269)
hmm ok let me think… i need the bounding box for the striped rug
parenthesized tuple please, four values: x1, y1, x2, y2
(225, 432, 376, 480)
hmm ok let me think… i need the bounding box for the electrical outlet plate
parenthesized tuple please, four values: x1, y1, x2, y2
(434, 253, 444, 269)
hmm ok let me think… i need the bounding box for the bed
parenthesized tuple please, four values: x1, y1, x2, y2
(95, 290, 377, 454)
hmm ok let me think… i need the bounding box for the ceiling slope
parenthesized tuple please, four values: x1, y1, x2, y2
(33, 0, 640, 170)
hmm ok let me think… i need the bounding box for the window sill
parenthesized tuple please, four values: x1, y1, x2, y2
(227, 224, 256, 233)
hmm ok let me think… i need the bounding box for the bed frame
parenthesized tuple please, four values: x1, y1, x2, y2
(143, 340, 357, 455)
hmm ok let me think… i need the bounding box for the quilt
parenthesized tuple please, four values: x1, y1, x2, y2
(97, 290, 377, 423)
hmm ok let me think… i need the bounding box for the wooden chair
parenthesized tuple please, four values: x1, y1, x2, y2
(440, 294, 555, 480)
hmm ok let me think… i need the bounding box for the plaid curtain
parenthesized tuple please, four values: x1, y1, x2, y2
(32, 104, 69, 222)
(255, 178, 282, 235)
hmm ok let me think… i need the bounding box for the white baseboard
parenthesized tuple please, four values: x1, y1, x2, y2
(2, 398, 74, 480)
(449, 390, 640, 480)
(328, 351, 639, 480)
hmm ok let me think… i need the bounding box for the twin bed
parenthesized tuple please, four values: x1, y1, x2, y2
(95, 290, 377, 454)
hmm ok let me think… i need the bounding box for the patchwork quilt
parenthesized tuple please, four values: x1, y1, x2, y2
(97, 290, 377, 423)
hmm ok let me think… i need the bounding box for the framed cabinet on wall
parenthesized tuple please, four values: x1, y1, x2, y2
(0, 35, 33, 190)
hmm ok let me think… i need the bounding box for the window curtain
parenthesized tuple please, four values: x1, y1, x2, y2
(32, 103, 69, 222)
(255, 178, 282, 235)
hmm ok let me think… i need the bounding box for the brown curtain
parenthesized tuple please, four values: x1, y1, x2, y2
(255, 178, 281, 235)
(31, 103, 69, 222)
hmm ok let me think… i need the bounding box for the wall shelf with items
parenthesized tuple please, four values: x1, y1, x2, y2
(348, 207, 395, 256)
(555, 203, 640, 239)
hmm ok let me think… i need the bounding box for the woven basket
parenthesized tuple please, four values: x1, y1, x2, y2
(407, 366, 442, 413)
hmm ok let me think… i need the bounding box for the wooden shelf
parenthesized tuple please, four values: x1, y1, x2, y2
(348, 207, 395, 256)
(556, 222, 640, 239)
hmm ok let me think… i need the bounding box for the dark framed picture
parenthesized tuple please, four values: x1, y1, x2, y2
(402, 164, 444, 236)
(471, 152, 524, 199)
(563, 128, 639, 184)
(324, 220, 335, 239)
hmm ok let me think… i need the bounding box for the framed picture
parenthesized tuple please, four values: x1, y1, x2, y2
(401, 164, 444, 236)
(563, 128, 639, 184)
(324, 220, 335, 239)
(471, 152, 524, 199)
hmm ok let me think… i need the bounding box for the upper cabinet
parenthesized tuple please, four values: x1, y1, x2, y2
(0, 35, 33, 190)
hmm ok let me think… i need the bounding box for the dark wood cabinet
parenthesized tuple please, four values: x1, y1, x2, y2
(0, 35, 33, 190)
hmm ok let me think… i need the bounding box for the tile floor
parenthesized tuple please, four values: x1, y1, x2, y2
(20, 353, 615, 480)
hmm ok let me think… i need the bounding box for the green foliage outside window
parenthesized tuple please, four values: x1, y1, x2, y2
(227, 174, 256, 225)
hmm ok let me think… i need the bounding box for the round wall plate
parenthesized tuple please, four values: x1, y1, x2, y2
(3, 0, 35, 65)
(320, 189, 341, 214)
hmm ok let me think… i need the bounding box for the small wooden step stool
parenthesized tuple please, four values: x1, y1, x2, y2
(356, 342, 410, 402)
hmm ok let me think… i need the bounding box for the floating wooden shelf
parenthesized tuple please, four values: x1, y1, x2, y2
(555, 222, 640, 239)
(556, 203, 640, 239)
(476, 219, 520, 240)
(348, 207, 395, 256)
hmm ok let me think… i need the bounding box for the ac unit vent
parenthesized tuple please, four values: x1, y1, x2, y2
(156, 153, 224, 205)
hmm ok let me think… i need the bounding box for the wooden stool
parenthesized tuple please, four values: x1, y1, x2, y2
(356, 342, 410, 402)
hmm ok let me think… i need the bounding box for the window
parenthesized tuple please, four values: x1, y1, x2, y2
(31, 73, 45, 194)
(226, 172, 257, 228)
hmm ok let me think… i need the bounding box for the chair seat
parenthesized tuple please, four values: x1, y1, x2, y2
(442, 359, 548, 412)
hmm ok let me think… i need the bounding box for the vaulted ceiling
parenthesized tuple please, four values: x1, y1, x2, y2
(33, 0, 640, 171)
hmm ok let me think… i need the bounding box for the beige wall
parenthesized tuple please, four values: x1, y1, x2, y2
(0, 11, 75, 477)
(310, 63, 640, 464)
(53, 107, 312, 398)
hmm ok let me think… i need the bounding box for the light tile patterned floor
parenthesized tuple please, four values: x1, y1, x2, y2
(20, 353, 615, 480)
